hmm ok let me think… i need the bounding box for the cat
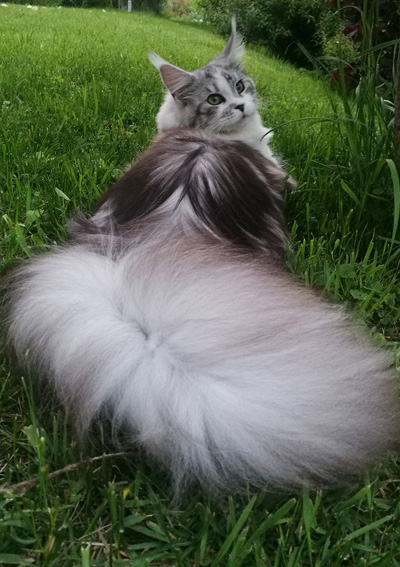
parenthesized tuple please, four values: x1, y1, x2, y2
(149, 19, 282, 169)
(3, 129, 400, 494)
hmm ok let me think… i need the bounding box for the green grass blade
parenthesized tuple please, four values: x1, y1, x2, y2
(344, 515, 393, 541)
(214, 496, 257, 564)
(385, 159, 400, 244)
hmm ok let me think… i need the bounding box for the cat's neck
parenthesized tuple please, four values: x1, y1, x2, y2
(217, 114, 275, 161)
(156, 93, 188, 131)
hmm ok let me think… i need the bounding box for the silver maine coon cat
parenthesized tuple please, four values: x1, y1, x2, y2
(149, 19, 280, 166)
(3, 126, 399, 493)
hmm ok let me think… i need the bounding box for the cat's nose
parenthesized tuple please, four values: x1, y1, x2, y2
(235, 104, 245, 112)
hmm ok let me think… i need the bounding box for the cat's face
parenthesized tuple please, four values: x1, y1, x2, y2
(150, 19, 258, 134)
(180, 64, 258, 133)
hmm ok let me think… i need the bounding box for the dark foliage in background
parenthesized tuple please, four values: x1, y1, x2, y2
(198, 0, 400, 76)
(81, 0, 112, 9)
(198, 0, 326, 67)
(326, 0, 400, 50)
(324, 0, 400, 86)
(125, 0, 165, 13)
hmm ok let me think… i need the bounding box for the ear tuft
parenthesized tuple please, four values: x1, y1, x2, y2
(149, 52, 196, 94)
(148, 51, 166, 72)
(217, 17, 245, 64)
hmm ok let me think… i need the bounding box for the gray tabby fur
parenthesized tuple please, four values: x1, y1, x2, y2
(149, 19, 278, 164)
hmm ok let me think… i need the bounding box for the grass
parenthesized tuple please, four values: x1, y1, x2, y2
(0, 3, 400, 566)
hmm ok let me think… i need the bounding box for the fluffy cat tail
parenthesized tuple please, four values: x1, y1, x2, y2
(4, 238, 400, 493)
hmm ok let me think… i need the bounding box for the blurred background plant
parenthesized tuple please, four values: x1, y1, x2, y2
(198, 0, 326, 66)
(197, 0, 400, 77)
(320, 0, 400, 90)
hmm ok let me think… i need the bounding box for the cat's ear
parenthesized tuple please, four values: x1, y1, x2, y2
(216, 18, 245, 64)
(149, 52, 196, 95)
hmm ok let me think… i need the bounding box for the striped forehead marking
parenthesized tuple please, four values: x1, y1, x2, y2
(221, 69, 237, 92)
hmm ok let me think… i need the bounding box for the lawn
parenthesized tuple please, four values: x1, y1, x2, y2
(0, 4, 400, 566)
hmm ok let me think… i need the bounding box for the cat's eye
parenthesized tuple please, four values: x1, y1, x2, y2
(236, 80, 245, 94)
(207, 94, 225, 105)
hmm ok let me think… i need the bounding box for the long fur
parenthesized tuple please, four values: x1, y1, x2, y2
(3, 130, 400, 493)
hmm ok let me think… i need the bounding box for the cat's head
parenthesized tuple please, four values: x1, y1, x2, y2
(149, 19, 258, 134)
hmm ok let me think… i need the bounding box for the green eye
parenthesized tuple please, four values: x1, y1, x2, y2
(236, 80, 245, 94)
(207, 94, 225, 105)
